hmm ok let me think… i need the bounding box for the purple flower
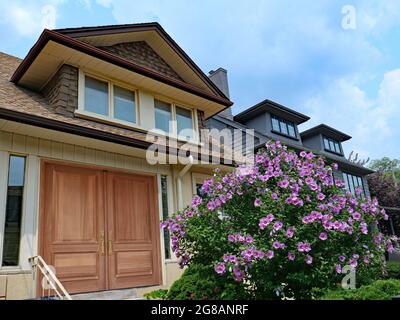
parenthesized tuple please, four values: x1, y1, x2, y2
(214, 263, 226, 275)
(273, 221, 283, 231)
(288, 252, 295, 261)
(191, 195, 202, 208)
(319, 232, 328, 241)
(286, 227, 295, 238)
(254, 198, 262, 207)
(259, 214, 274, 230)
(352, 212, 361, 221)
(297, 242, 311, 253)
(317, 192, 326, 201)
(228, 234, 236, 242)
(278, 179, 289, 188)
(266, 250, 274, 259)
(305, 255, 313, 265)
(245, 235, 254, 244)
(335, 264, 342, 274)
(338, 255, 346, 263)
(271, 193, 279, 200)
(299, 151, 307, 158)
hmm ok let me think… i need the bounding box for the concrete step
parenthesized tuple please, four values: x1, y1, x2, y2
(71, 288, 139, 300)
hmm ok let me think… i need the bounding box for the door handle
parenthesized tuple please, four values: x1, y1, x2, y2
(108, 231, 113, 255)
(99, 231, 105, 256)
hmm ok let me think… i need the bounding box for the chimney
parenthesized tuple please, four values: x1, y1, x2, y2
(208, 68, 232, 119)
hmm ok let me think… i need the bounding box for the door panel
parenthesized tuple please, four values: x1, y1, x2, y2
(106, 172, 161, 289)
(42, 163, 106, 294)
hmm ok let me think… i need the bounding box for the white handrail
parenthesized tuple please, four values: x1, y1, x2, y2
(29, 255, 72, 300)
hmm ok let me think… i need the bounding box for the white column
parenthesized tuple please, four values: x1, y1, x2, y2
(0, 151, 9, 266)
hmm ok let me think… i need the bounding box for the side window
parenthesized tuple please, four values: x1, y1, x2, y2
(160, 175, 171, 260)
(2, 155, 26, 266)
(154, 99, 172, 133)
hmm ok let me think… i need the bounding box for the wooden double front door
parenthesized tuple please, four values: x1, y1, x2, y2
(40, 162, 161, 294)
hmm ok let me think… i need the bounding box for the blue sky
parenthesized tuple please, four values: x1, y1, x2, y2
(0, 0, 399, 161)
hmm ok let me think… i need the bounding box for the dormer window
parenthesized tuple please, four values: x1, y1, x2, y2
(79, 71, 138, 126)
(271, 115, 297, 138)
(323, 136, 341, 154)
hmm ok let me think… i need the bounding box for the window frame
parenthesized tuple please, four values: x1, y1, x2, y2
(322, 136, 343, 155)
(343, 172, 366, 197)
(0, 154, 27, 269)
(154, 97, 198, 143)
(77, 70, 139, 128)
(270, 115, 298, 139)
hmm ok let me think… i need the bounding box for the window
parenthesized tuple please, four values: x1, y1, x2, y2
(85, 76, 109, 116)
(113, 85, 136, 123)
(271, 115, 297, 138)
(323, 136, 341, 154)
(82, 74, 137, 124)
(154, 99, 172, 133)
(343, 172, 365, 196)
(154, 99, 195, 140)
(176, 106, 193, 139)
(161, 175, 171, 260)
(2, 155, 26, 266)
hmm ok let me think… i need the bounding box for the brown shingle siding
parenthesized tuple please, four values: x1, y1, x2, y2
(42, 64, 78, 117)
(99, 41, 183, 81)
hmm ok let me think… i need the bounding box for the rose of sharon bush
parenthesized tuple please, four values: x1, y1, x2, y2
(161, 141, 397, 299)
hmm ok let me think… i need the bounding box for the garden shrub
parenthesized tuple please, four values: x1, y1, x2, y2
(166, 264, 247, 300)
(384, 261, 400, 280)
(320, 279, 400, 300)
(162, 141, 397, 299)
(144, 289, 168, 300)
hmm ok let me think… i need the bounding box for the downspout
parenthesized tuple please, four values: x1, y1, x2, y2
(177, 155, 194, 210)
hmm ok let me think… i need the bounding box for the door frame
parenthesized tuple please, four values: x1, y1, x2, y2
(38, 159, 162, 296)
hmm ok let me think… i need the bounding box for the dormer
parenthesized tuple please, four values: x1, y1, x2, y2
(10, 23, 232, 143)
(300, 124, 351, 157)
(234, 99, 310, 146)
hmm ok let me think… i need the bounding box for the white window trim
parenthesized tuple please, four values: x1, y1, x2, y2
(154, 98, 199, 143)
(77, 69, 141, 130)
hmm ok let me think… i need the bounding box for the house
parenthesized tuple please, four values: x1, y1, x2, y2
(0, 23, 235, 299)
(206, 75, 374, 197)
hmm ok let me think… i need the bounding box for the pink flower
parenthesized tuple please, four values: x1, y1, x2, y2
(278, 179, 289, 188)
(273, 221, 283, 231)
(271, 193, 279, 200)
(286, 227, 295, 238)
(319, 232, 328, 241)
(297, 242, 311, 252)
(288, 252, 295, 261)
(254, 198, 262, 207)
(305, 255, 313, 265)
(266, 250, 274, 259)
(352, 212, 361, 221)
(335, 264, 342, 274)
(214, 263, 226, 275)
(299, 151, 307, 158)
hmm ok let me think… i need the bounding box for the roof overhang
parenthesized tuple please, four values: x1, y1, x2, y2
(301, 124, 351, 142)
(234, 99, 310, 124)
(11, 28, 233, 118)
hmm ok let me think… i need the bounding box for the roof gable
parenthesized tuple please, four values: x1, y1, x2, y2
(98, 41, 183, 81)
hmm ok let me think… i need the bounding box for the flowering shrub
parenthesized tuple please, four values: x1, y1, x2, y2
(161, 141, 397, 299)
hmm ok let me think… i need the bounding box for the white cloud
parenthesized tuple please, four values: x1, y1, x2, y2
(301, 69, 400, 159)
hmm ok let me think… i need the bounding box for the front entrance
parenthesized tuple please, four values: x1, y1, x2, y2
(40, 161, 161, 294)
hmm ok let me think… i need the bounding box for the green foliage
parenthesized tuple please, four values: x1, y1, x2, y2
(320, 279, 400, 300)
(384, 261, 400, 280)
(369, 157, 400, 182)
(166, 264, 247, 300)
(143, 289, 169, 300)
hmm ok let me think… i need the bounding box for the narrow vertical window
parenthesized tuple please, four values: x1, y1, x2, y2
(161, 175, 171, 259)
(154, 100, 172, 133)
(271, 116, 280, 132)
(84, 76, 109, 116)
(176, 106, 193, 139)
(2, 155, 26, 266)
(113, 85, 136, 123)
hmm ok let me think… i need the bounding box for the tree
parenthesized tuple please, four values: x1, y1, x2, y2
(162, 141, 395, 299)
(369, 157, 400, 184)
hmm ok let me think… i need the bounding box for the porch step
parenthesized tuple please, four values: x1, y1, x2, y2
(71, 288, 140, 300)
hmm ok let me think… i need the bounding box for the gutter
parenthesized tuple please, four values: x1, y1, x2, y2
(177, 155, 194, 210)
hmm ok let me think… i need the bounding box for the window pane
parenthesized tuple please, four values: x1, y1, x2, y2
(113, 85, 136, 123)
(280, 120, 289, 135)
(85, 76, 109, 116)
(161, 175, 171, 259)
(2, 156, 26, 266)
(329, 140, 335, 152)
(154, 100, 172, 133)
(334, 142, 341, 154)
(176, 106, 193, 139)
(272, 117, 280, 132)
(323, 138, 330, 150)
(343, 173, 350, 191)
(287, 123, 296, 137)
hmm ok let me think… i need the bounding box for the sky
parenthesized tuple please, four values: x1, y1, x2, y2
(0, 0, 399, 161)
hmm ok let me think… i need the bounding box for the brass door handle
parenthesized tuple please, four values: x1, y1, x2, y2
(99, 231, 105, 256)
(108, 231, 113, 255)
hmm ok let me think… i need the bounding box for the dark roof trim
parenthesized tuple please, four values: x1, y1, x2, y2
(234, 99, 310, 124)
(0, 108, 234, 166)
(54, 22, 230, 101)
(300, 124, 351, 142)
(10, 29, 233, 108)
